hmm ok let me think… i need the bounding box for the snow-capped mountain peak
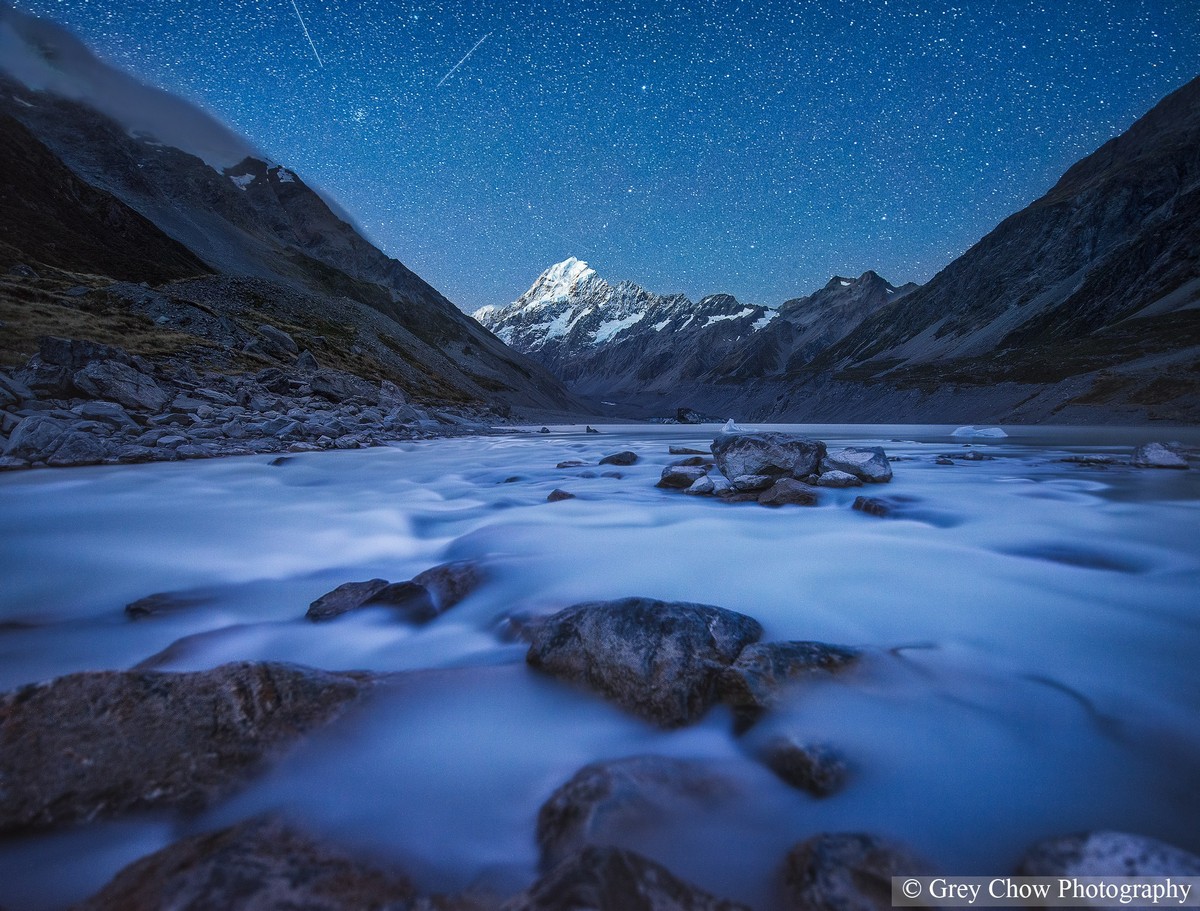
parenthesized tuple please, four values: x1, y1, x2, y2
(517, 257, 602, 312)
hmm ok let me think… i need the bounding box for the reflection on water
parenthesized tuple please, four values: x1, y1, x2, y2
(1, 424, 1198, 909)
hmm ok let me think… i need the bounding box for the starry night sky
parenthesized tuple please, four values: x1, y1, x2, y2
(10, 0, 1200, 312)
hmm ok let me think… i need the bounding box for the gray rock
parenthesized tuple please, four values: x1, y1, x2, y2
(852, 496, 895, 517)
(670, 455, 710, 467)
(757, 479, 819, 507)
(815, 469, 863, 488)
(539, 426, 551, 433)
(685, 475, 716, 495)
(711, 432, 826, 481)
(0, 662, 367, 834)
(537, 755, 739, 871)
(599, 450, 638, 466)
(253, 368, 292, 394)
(557, 459, 588, 469)
(38, 337, 131, 369)
(73, 361, 170, 412)
(720, 641, 861, 729)
(730, 473, 772, 491)
(0, 455, 29, 471)
(3, 415, 70, 460)
(657, 465, 709, 489)
(256, 324, 299, 355)
(548, 488, 576, 502)
(306, 579, 390, 621)
(294, 350, 320, 373)
(1017, 831, 1200, 877)
(7, 262, 38, 280)
(758, 737, 849, 797)
(669, 446, 710, 456)
(70, 401, 140, 430)
(503, 846, 750, 911)
(525, 597, 763, 727)
(73, 816, 417, 911)
(46, 430, 110, 467)
(820, 447, 893, 483)
(379, 378, 407, 404)
(366, 561, 485, 624)
(309, 369, 380, 405)
(0, 371, 35, 404)
(125, 591, 211, 619)
(1131, 442, 1189, 469)
(935, 456, 955, 466)
(782, 833, 932, 911)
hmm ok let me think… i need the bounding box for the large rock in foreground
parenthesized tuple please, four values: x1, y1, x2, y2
(74, 816, 417, 911)
(782, 833, 932, 911)
(711, 432, 826, 482)
(1017, 831, 1200, 876)
(537, 755, 739, 871)
(503, 846, 750, 911)
(0, 662, 367, 834)
(525, 598, 763, 727)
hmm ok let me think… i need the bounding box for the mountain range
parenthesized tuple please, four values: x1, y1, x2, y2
(474, 262, 916, 405)
(480, 75, 1200, 424)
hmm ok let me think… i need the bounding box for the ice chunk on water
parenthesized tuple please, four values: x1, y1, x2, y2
(952, 426, 1007, 438)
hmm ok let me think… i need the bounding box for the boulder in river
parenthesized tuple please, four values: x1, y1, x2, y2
(306, 562, 485, 623)
(306, 579, 390, 621)
(548, 488, 577, 502)
(1017, 831, 1200, 876)
(814, 470, 863, 488)
(711, 432, 826, 482)
(599, 450, 638, 466)
(537, 755, 739, 871)
(720, 641, 861, 729)
(782, 833, 932, 911)
(503, 846, 750, 911)
(525, 597, 763, 727)
(657, 465, 709, 489)
(820, 447, 893, 483)
(758, 479, 819, 507)
(1131, 442, 1189, 469)
(0, 662, 367, 834)
(73, 815, 418, 911)
(757, 736, 849, 797)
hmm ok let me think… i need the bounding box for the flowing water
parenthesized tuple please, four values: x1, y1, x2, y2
(1, 424, 1199, 909)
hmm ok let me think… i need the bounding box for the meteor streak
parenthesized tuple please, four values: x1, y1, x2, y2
(289, 0, 323, 67)
(437, 31, 492, 88)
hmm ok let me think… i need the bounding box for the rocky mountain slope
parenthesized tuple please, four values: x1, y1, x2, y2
(765, 74, 1200, 422)
(0, 6, 574, 417)
(475, 259, 911, 400)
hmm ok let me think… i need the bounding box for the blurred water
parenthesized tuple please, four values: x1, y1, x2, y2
(1, 424, 1198, 909)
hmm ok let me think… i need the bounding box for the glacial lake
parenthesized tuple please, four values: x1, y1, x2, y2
(1, 423, 1198, 910)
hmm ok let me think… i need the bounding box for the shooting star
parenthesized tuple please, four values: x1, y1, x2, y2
(289, 0, 324, 67)
(436, 31, 492, 88)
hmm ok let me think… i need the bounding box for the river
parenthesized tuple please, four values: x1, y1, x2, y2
(1, 424, 1198, 909)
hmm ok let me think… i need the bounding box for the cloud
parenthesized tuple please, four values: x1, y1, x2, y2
(0, 3, 257, 169)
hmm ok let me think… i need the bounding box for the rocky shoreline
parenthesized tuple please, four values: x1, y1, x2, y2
(0, 335, 505, 471)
